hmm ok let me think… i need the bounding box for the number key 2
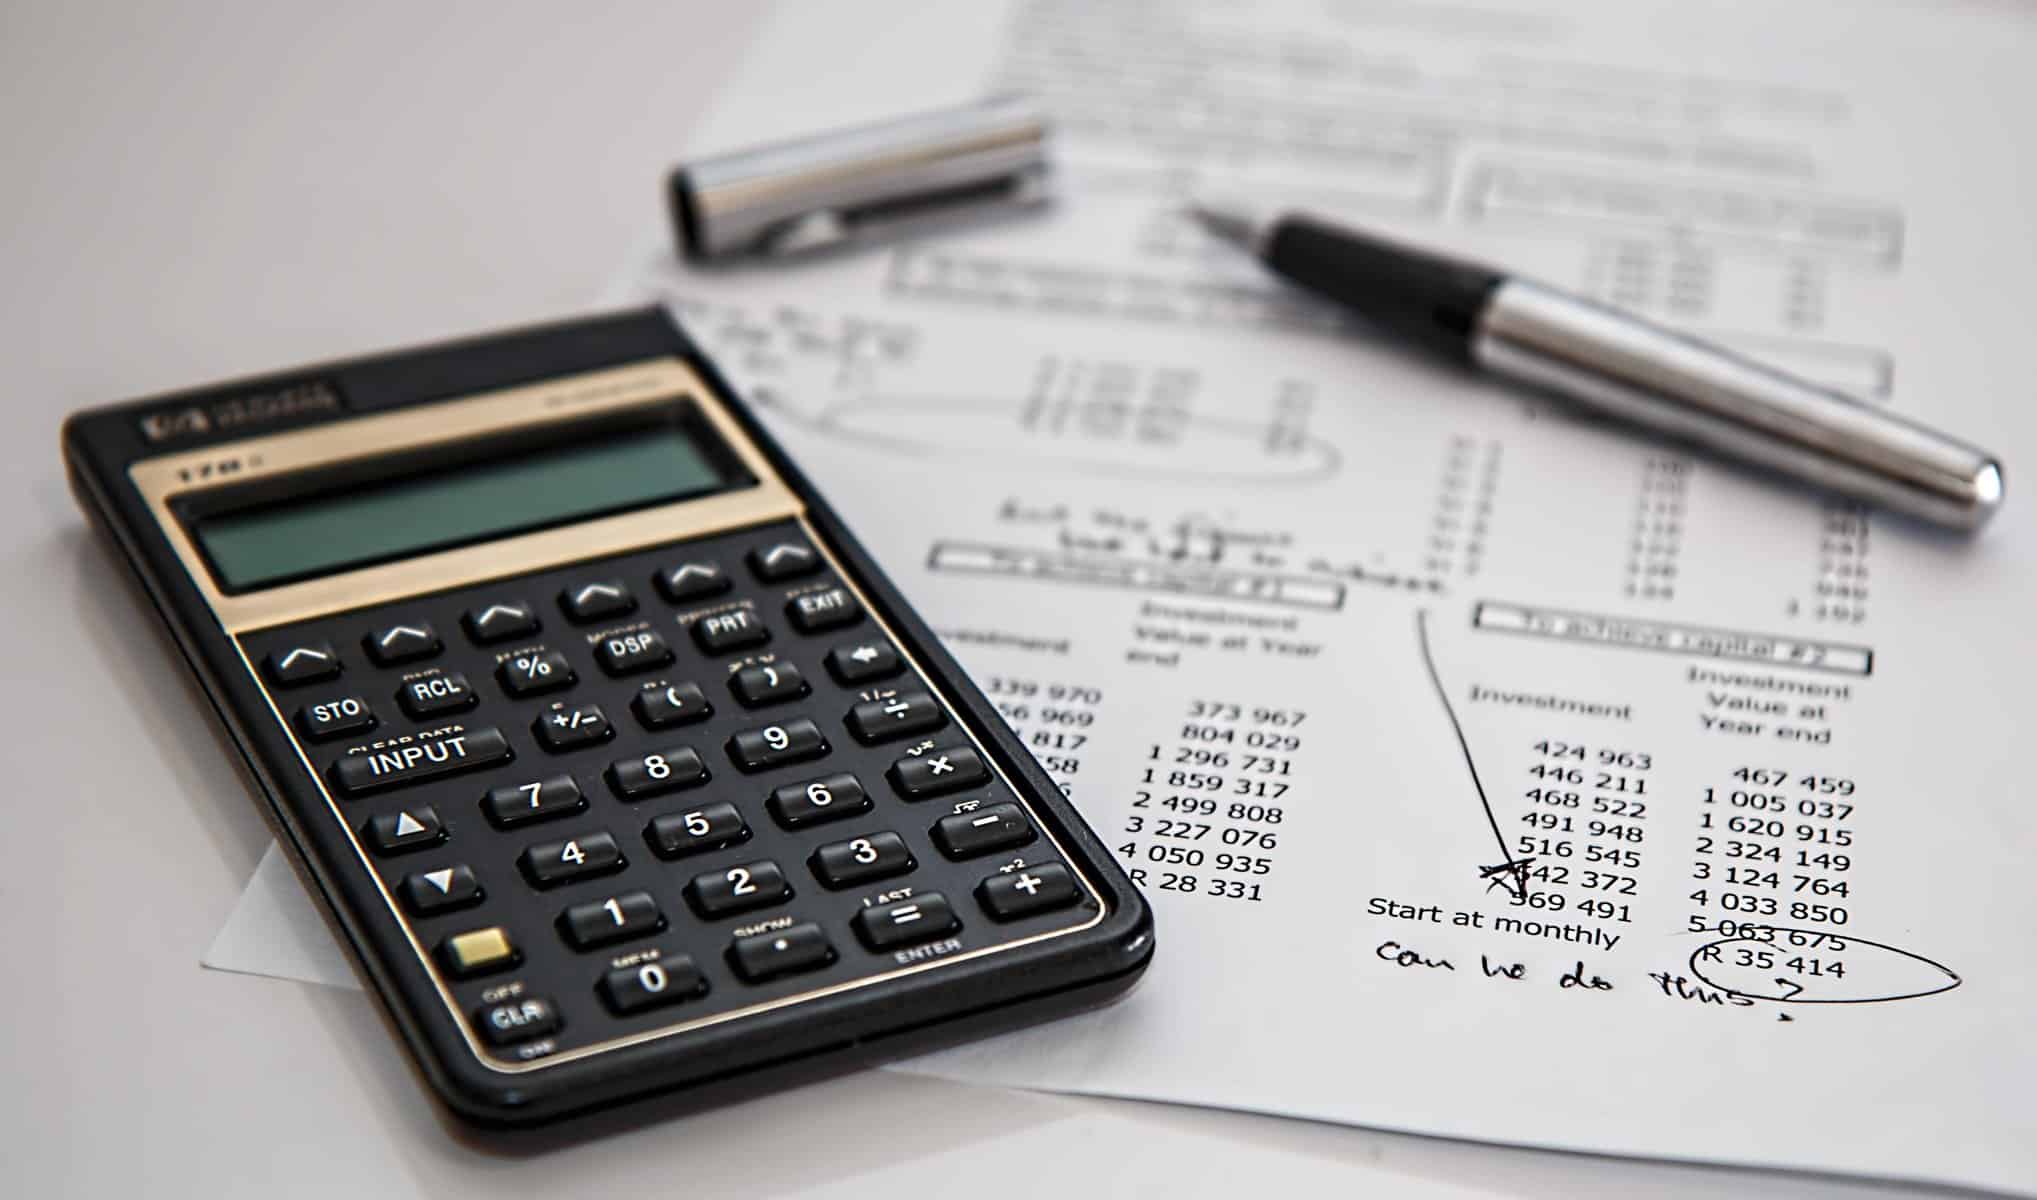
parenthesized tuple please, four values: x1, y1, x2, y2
(685, 860, 791, 918)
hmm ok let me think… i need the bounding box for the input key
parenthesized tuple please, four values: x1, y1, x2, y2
(330, 727, 511, 796)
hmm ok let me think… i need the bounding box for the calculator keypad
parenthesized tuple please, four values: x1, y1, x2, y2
(239, 520, 1102, 1065)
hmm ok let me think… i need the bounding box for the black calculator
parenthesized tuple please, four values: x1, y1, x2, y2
(62, 309, 1152, 1125)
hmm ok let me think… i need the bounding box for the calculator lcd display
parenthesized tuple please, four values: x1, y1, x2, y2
(192, 425, 739, 592)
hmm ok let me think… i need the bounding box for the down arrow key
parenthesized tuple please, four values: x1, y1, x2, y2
(399, 865, 482, 915)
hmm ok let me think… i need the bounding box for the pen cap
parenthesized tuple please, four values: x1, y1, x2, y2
(669, 94, 1052, 261)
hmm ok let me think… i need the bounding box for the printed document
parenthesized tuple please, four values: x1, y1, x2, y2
(213, 0, 2037, 1192)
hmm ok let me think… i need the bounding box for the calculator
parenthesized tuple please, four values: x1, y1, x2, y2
(62, 309, 1152, 1125)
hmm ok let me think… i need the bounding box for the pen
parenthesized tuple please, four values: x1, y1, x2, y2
(1189, 202, 2004, 531)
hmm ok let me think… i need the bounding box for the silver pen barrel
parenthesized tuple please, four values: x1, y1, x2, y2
(1471, 280, 2004, 530)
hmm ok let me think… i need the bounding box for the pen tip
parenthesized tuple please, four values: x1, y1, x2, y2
(1184, 199, 1266, 252)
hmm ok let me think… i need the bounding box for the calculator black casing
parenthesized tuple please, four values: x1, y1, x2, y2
(61, 308, 1153, 1126)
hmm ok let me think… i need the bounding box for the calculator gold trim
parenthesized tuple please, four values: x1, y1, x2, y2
(130, 355, 1108, 1074)
(128, 358, 801, 635)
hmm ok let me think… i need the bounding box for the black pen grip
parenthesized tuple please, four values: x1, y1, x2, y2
(1264, 215, 1503, 362)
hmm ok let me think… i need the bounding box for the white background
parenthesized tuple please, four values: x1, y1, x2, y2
(0, 3, 1963, 1195)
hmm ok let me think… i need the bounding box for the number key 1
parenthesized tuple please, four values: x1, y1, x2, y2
(560, 890, 663, 950)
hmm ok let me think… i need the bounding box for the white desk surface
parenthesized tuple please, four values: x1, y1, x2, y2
(0, 4, 1940, 1196)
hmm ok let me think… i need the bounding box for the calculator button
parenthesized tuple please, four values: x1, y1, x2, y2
(608, 747, 709, 800)
(934, 804, 1036, 859)
(977, 863, 1080, 921)
(482, 774, 586, 828)
(364, 622, 441, 666)
(519, 831, 626, 888)
(600, 957, 707, 1015)
(362, 806, 445, 855)
(727, 719, 829, 773)
(463, 600, 539, 644)
(656, 561, 731, 603)
(730, 661, 809, 707)
(632, 681, 712, 729)
(594, 629, 674, 676)
(475, 996, 559, 1046)
(533, 702, 614, 753)
(685, 860, 792, 918)
(397, 672, 477, 720)
(748, 542, 821, 582)
(825, 639, 903, 685)
(330, 727, 512, 796)
(440, 926, 519, 978)
(691, 609, 771, 654)
(810, 832, 916, 889)
(645, 802, 749, 860)
(787, 587, 861, 633)
(399, 865, 483, 916)
(560, 890, 664, 950)
(767, 773, 871, 829)
(846, 691, 947, 743)
(295, 695, 377, 742)
(264, 643, 340, 687)
(497, 650, 576, 697)
(853, 893, 960, 951)
(887, 745, 989, 799)
(561, 580, 636, 623)
(729, 922, 834, 982)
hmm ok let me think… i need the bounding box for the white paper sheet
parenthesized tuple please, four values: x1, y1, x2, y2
(210, 0, 2037, 1192)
